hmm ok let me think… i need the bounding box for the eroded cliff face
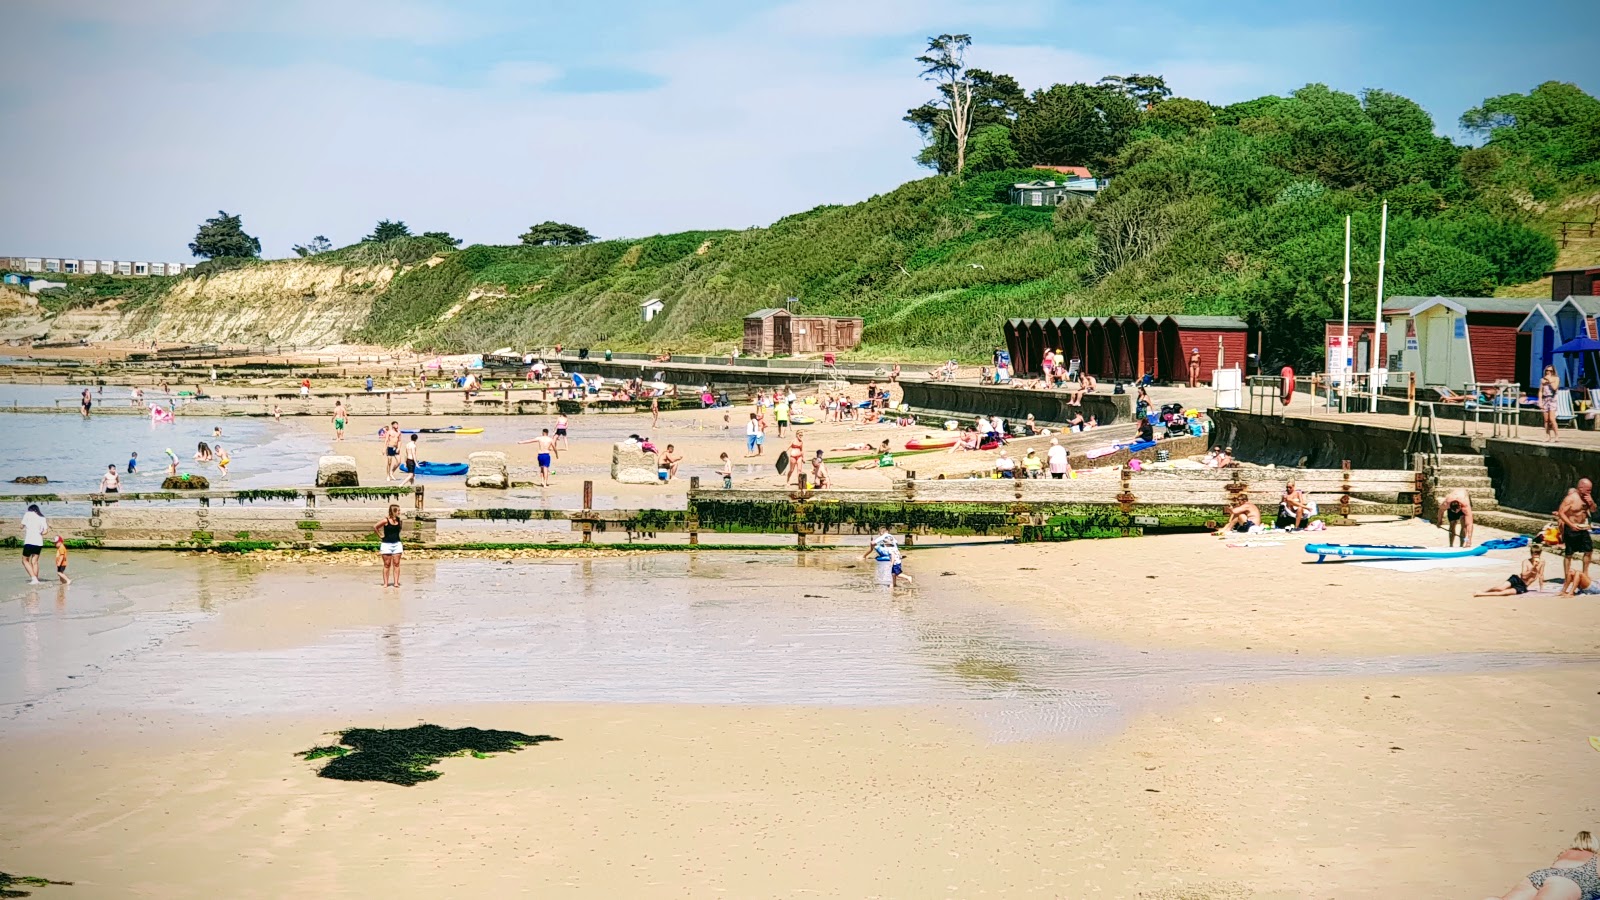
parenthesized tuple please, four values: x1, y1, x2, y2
(73, 260, 402, 347)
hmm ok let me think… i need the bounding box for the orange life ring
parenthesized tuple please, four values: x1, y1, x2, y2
(1280, 366, 1295, 405)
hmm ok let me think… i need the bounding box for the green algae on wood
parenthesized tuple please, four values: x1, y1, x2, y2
(296, 724, 560, 786)
(0, 871, 73, 898)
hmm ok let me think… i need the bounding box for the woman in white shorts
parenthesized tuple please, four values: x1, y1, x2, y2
(373, 504, 404, 587)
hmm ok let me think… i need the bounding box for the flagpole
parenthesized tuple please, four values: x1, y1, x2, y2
(1371, 201, 1388, 412)
(1340, 215, 1351, 407)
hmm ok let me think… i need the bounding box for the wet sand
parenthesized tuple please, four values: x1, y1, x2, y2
(1, 535, 1598, 898)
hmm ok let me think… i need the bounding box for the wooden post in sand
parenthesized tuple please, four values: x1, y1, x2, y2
(1407, 371, 1416, 417)
(1340, 460, 1352, 520)
(688, 477, 700, 545)
(795, 473, 809, 549)
(581, 480, 594, 544)
(413, 484, 424, 512)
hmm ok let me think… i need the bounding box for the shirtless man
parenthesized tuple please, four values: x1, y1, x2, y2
(1222, 494, 1261, 534)
(1556, 478, 1596, 596)
(518, 428, 557, 487)
(401, 434, 418, 486)
(1278, 479, 1310, 530)
(383, 421, 403, 481)
(1437, 487, 1475, 547)
(657, 444, 682, 483)
(1068, 374, 1098, 406)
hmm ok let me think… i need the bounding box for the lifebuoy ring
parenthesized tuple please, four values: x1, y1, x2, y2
(1280, 366, 1295, 405)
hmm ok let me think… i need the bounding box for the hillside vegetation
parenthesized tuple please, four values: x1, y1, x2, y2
(19, 80, 1599, 364)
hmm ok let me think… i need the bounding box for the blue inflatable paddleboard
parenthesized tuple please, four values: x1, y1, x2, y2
(405, 461, 468, 476)
(1304, 543, 1489, 563)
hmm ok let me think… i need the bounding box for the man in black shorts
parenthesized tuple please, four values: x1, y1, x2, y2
(383, 421, 402, 481)
(1436, 488, 1474, 547)
(1557, 478, 1595, 596)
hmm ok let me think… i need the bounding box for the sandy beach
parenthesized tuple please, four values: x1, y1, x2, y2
(2, 531, 1597, 898)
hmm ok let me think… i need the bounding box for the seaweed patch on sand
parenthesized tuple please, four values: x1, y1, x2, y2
(0, 871, 72, 898)
(297, 724, 559, 786)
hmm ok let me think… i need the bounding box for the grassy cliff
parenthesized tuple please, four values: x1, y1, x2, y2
(18, 81, 1596, 364)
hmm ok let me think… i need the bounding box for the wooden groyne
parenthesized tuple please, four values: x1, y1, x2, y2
(1, 465, 1423, 550)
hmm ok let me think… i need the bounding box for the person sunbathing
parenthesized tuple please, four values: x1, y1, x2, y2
(1487, 830, 1597, 900)
(1476, 544, 1545, 597)
(1221, 494, 1260, 534)
(1068, 374, 1097, 406)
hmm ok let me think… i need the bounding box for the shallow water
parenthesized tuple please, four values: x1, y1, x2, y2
(3, 552, 1592, 741)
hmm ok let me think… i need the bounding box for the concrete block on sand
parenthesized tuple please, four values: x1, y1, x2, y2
(315, 455, 359, 487)
(466, 451, 509, 489)
(611, 443, 658, 484)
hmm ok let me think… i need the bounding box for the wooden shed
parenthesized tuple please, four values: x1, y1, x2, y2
(1550, 265, 1600, 300)
(1003, 314, 1253, 384)
(1383, 296, 1539, 390)
(742, 309, 863, 356)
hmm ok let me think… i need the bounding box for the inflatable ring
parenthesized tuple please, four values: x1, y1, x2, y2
(1280, 366, 1295, 405)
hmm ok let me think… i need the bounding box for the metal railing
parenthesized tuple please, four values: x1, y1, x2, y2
(1462, 381, 1522, 438)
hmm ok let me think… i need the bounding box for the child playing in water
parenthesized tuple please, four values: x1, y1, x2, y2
(719, 452, 732, 489)
(127, 451, 137, 475)
(54, 535, 71, 585)
(165, 449, 179, 475)
(1476, 543, 1544, 596)
(216, 445, 230, 477)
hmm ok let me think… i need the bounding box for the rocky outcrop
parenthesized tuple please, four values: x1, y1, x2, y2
(611, 443, 658, 484)
(315, 455, 359, 487)
(465, 451, 508, 488)
(10, 476, 48, 484)
(162, 474, 210, 490)
(66, 259, 405, 347)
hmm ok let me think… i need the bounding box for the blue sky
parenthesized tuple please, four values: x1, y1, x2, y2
(1, 0, 1594, 261)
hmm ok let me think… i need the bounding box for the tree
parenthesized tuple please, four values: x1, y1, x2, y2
(1013, 82, 1141, 172)
(188, 210, 261, 260)
(292, 235, 333, 257)
(905, 68, 1025, 174)
(1098, 74, 1172, 108)
(963, 125, 1020, 173)
(519, 222, 597, 246)
(1461, 81, 1600, 177)
(364, 220, 412, 242)
(422, 231, 464, 247)
(1143, 97, 1214, 137)
(914, 34, 977, 175)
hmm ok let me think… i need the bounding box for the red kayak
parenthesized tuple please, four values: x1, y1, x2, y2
(905, 437, 957, 450)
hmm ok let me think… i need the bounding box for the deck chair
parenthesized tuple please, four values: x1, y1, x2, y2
(1066, 359, 1081, 382)
(1556, 388, 1577, 427)
(1432, 386, 1467, 404)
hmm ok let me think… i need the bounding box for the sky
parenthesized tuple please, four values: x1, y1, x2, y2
(1, 0, 1595, 262)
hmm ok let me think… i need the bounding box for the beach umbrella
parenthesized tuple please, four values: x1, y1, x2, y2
(1554, 337, 1600, 385)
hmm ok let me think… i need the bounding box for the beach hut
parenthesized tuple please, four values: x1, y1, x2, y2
(1384, 297, 1537, 390)
(1002, 314, 1252, 383)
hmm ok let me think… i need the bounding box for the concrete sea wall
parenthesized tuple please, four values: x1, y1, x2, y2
(900, 380, 1131, 427)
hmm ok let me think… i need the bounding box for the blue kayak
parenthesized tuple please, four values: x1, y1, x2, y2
(1305, 543, 1489, 563)
(404, 461, 468, 476)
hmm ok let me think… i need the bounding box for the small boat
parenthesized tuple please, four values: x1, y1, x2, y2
(406, 461, 469, 476)
(905, 436, 956, 450)
(1303, 543, 1490, 563)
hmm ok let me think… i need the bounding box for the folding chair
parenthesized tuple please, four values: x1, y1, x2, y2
(1556, 388, 1577, 428)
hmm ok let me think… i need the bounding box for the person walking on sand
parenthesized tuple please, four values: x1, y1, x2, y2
(774, 394, 790, 437)
(332, 400, 346, 442)
(1437, 487, 1475, 547)
(786, 431, 805, 485)
(53, 535, 71, 585)
(20, 503, 48, 584)
(719, 452, 733, 489)
(383, 421, 402, 480)
(1189, 348, 1201, 388)
(401, 434, 418, 486)
(745, 413, 762, 458)
(374, 504, 404, 587)
(554, 414, 568, 453)
(651, 396, 660, 429)
(518, 429, 556, 487)
(1556, 478, 1595, 596)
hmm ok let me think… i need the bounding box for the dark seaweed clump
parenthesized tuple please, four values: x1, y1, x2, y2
(0, 871, 72, 898)
(297, 724, 559, 786)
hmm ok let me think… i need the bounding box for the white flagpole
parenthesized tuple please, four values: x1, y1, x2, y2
(1340, 215, 1351, 406)
(1371, 201, 1388, 412)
